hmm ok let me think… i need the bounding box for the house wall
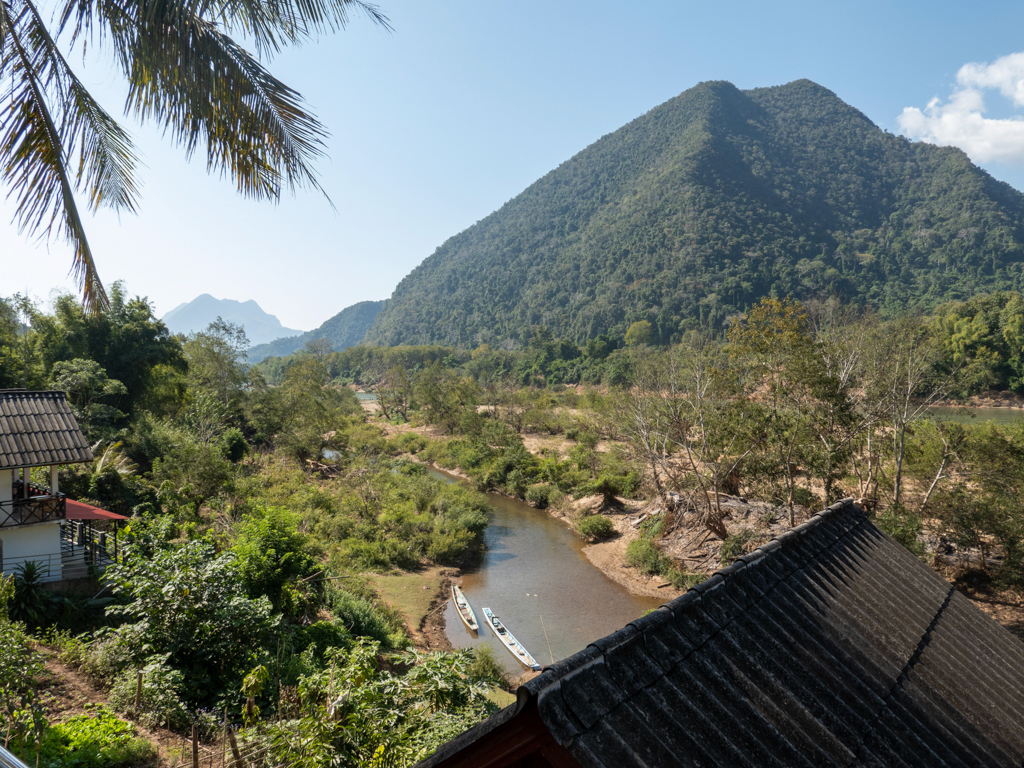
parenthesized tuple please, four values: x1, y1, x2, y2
(0, 469, 10, 504)
(0, 522, 63, 582)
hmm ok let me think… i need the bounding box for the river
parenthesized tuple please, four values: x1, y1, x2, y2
(430, 469, 663, 674)
(928, 406, 1024, 426)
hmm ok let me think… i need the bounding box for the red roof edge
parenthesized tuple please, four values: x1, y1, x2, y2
(65, 499, 128, 522)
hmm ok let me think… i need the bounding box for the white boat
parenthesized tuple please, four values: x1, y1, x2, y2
(483, 607, 541, 671)
(451, 584, 479, 633)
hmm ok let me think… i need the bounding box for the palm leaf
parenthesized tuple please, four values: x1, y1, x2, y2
(0, 0, 108, 310)
(2, 0, 141, 310)
(125, 16, 330, 200)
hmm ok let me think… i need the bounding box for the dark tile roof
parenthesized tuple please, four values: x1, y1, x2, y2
(418, 500, 1024, 767)
(0, 391, 93, 469)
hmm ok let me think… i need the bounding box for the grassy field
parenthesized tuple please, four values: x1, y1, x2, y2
(364, 566, 451, 635)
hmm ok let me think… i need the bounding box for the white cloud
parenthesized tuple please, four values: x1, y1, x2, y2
(899, 52, 1024, 165)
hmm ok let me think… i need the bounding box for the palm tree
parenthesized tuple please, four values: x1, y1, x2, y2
(0, 0, 388, 311)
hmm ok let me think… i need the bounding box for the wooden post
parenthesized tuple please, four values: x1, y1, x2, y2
(226, 728, 243, 768)
(192, 724, 199, 768)
(134, 671, 143, 714)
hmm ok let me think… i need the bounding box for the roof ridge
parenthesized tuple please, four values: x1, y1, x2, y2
(521, 498, 867, 702)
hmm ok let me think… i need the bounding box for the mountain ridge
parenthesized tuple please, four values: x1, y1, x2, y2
(247, 300, 385, 362)
(364, 79, 1024, 348)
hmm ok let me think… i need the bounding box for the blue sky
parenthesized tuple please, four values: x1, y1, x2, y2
(7, 0, 1024, 331)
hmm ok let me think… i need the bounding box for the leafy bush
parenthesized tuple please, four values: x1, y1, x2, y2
(10, 561, 52, 627)
(576, 514, 615, 541)
(104, 541, 280, 708)
(389, 432, 428, 454)
(876, 510, 926, 557)
(465, 645, 510, 691)
(292, 620, 353, 658)
(231, 507, 320, 618)
(719, 530, 755, 565)
(109, 656, 189, 731)
(525, 483, 560, 509)
(0, 619, 46, 755)
(327, 587, 407, 650)
(624, 539, 669, 576)
(36, 706, 155, 768)
(40, 629, 91, 670)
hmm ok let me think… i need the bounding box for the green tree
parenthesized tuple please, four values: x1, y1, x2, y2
(729, 298, 818, 523)
(415, 363, 481, 435)
(624, 320, 653, 347)
(32, 286, 184, 413)
(277, 357, 358, 463)
(2, 0, 389, 310)
(104, 540, 279, 707)
(49, 358, 127, 438)
(183, 318, 250, 409)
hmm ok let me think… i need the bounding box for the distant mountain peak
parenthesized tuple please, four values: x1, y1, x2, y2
(162, 295, 304, 347)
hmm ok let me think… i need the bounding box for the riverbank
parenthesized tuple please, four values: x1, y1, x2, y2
(934, 391, 1024, 409)
(363, 567, 456, 652)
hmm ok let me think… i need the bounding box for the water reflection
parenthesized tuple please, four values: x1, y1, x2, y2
(430, 469, 663, 674)
(928, 406, 1024, 426)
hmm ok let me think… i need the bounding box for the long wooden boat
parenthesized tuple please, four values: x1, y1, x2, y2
(483, 607, 541, 671)
(451, 584, 479, 633)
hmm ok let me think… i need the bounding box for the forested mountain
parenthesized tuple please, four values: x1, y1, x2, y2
(365, 79, 1024, 347)
(248, 300, 385, 361)
(163, 294, 303, 346)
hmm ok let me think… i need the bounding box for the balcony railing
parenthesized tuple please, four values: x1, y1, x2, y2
(1, 483, 66, 528)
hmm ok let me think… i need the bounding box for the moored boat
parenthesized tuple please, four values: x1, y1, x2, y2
(483, 607, 541, 671)
(451, 584, 479, 633)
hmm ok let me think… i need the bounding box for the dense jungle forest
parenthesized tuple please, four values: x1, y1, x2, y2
(3, 285, 1024, 767)
(365, 80, 1024, 349)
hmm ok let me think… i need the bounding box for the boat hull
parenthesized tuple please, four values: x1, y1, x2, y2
(483, 607, 541, 671)
(452, 584, 479, 632)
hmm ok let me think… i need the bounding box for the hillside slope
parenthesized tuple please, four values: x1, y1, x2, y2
(365, 79, 1024, 347)
(163, 294, 303, 346)
(247, 300, 385, 362)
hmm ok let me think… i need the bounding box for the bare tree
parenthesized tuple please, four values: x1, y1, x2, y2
(623, 334, 757, 539)
(864, 316, 950, 508)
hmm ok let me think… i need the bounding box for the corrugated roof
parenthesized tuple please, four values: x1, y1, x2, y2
(418, 500, 1024, 767)
(0, 391, 93, 469)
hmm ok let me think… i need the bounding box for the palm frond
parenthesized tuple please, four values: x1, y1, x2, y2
(0, 0, 109, 310)
(18, 0, 139, 214)
(124, 16, 330, 200)
(60, 0, 390, 59)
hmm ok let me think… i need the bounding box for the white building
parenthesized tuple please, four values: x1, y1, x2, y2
(0, 390, 124, 583)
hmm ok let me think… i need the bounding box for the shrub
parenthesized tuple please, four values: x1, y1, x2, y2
(390, 432, 428, 454)
(525, 484, 560, 509)
(876, 510, 926, 557)
(327, 587, 407, 650)
(466, 645, 510, 690)
(10, 561, 51, 628)
(38, 706, 156, 768)
(624, 539, 667, 576)
(109, 657, 189, 731)
(41, 629, 91, 670)
(292, 620, 353, 658)
(576, 515, 615, 541)
(719, 530, 755, 565)
(79, 634, 136, 685)
(791, 486, 819, 509)
(669, 570, 707, 591)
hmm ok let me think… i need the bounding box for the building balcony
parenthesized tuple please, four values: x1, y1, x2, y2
(1, 483, 66, 528)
